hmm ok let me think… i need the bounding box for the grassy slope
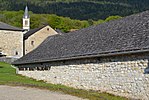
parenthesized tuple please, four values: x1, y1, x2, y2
(0, 62, 128, 100)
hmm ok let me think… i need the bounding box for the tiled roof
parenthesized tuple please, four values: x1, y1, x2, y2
(13, 11, 149, 65)
(0, 22, 23, 31)
(24, 25, 47, 40)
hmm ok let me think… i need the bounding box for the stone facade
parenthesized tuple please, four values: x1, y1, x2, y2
(17, 53, 149, 100)
(0, 30, 23, 57)
(25, 25, 58, 54)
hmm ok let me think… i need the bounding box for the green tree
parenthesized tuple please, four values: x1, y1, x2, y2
(105, 16, 122, 22)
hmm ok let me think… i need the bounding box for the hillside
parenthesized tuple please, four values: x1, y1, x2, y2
(0, 10, 121, 32)
(0, 0, 149, 20)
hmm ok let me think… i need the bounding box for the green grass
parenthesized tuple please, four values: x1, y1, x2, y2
(0, 62, 128, 100)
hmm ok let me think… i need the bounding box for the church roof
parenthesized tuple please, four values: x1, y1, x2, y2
(13, 11, 149, 65)
(0, 22, 23, 31)
(24, 25, 47, 40)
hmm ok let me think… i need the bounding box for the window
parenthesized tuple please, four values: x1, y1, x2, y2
(25, 20, 28, 26)
(47, 28, 49, 31)
(31, 41, 34, 46)
(15, 51, 18, 55)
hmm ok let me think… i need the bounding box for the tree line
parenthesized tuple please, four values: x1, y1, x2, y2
(0, 11, 122, 32)
(0, 0, 149, 20)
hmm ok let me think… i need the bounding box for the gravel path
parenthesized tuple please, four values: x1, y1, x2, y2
(0, 85, 85, 100)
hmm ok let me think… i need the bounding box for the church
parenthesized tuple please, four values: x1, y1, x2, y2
(0, 6, 58, 62)
(13, 11, 149, 100)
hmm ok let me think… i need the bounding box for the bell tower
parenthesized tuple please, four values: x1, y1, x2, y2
(23, 6, 30, 31)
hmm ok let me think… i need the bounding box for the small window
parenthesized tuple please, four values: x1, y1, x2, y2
(31, 41, 34, 46)
(25, 20, 28, 26)
(15, 51, 18, 55)
(47, 28, 49, 31)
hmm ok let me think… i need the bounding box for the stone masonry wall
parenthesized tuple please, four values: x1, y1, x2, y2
(0, 30, 23, 57)
(25, 26, 58, 54)
(17, 53, 149, 100)
(0, 57, 18, 63)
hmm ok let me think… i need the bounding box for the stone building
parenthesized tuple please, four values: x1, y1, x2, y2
(24, 24, 58, 55)
(0, 6, 58, 63)
(13, 11, 149, 99)
(22, 6, 58, 55)
(0, 22, 23, 58)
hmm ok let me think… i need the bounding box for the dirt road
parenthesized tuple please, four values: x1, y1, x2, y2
(0, 85, 85, 100)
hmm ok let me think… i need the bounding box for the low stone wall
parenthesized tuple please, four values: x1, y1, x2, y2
(0, 57, 18, 64)
(17, 53, 149, 100)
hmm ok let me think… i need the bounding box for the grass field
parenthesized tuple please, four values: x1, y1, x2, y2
(0, 62, 128, 100)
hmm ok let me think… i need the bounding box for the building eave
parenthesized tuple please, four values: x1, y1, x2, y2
(13, 48, 149, 65)
(0, 28, 24, 31)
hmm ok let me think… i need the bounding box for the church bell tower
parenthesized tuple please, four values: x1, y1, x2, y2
(23, 6, 30, 31)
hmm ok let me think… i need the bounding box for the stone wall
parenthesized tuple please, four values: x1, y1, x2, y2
(17, 53, 149, 100)
(0, 30, 23, 57)
(25, 25, 58, 54)
(0, 57, 18, 64)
